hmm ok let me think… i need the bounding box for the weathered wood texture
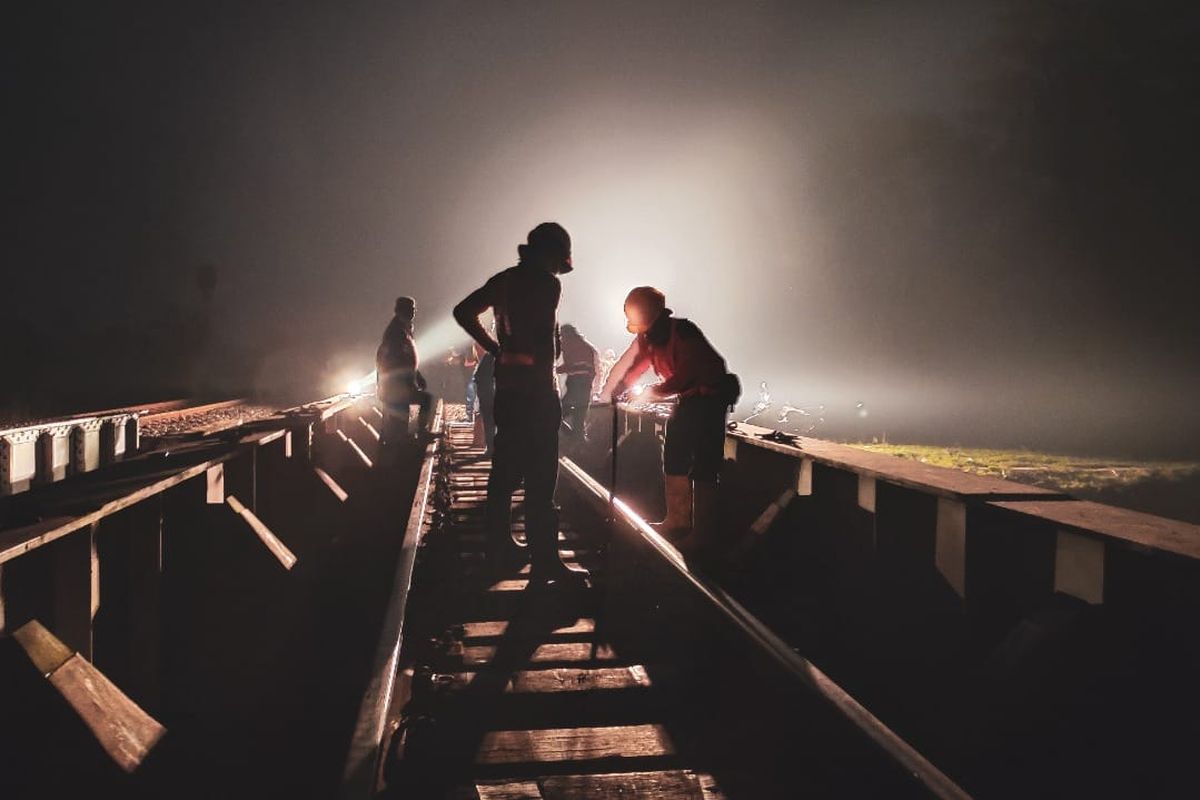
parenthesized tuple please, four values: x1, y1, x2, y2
(475, 769, 718, 800)
(989, 497, 1200, 561)
(476, 724, 675, 765)
(444, 667, 652, 694)
(12, 620, 165, 773)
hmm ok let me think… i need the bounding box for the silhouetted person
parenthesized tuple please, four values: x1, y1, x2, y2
(557, 323, 598, 444)
(463, 342, 480, 422)
(599, 286, 740, 555)
(473, 343, 497, 455)
(454, 223, 588, 586)
(376, 296, 433, 446)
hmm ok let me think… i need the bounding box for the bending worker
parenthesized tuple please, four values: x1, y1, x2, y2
(598, 286, 740, 555)
(557, 323, 598, 444)
(376, 296, 433, 446)
(453, 222, 588, 586)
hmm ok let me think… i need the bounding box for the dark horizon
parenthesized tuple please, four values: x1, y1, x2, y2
(7, 1, 1199, 458)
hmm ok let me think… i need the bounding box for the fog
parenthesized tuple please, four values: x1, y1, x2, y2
(7, 1, 1198, 456)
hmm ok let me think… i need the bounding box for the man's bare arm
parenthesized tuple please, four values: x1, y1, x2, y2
(597, 339, 650, 403)
(453, 284, 500, 356)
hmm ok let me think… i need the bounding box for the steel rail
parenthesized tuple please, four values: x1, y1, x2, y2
(557, 455, 972, 800)
(0, 400, 188, 437)
(340, 402, 445, 798)
(139, 398, 247, 424)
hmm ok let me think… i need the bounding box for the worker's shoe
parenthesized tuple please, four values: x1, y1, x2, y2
(485, 502, 528, 575)
(529, 558, 591, 589)
(650, 474, 693, 542)
(527, 507, 590, 588)
(487, 535, 528, 575)
(677, 481, 720, 559)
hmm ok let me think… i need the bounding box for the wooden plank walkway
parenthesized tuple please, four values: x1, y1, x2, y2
(383, 424, 725, 799)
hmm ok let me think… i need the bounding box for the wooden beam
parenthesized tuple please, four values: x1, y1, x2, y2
(723, 420, 1065, 501)
(359, 417, 381, 441)
(206, 463, 225, 504)
(857, 475, 877, 512)
(935, 498, 967, 599)
(475, 724, 675, 765)
(1054, 529, 1105, 604)
(51, 522, 98, 659)
(989, 498, 1200, 562)
(225, 495, 296, 570)
(796, 457, 813, 496)
(0, 429, 285, 565)
(12, 617, 73, 675)
(11, 620, 166, 773)
(337, 429, 374, 469)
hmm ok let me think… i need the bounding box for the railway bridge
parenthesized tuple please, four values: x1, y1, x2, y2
(1, 394, 1196, 798)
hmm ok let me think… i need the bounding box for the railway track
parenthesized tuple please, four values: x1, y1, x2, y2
(5, 394, 1195, 796)
(138, 398, 278, 440)
(0, 398, 280, 497)
(346, 422, 968, 799)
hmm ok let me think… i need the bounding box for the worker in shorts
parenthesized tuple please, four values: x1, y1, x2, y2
(598, 286, 739, 555)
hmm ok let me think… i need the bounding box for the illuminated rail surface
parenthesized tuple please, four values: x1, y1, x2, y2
(345, 421, 968, 799)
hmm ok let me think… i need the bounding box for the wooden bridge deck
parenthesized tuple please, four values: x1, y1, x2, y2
(383, 424, 723, 799)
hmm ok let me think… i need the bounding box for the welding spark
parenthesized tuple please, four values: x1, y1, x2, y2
(777, 402, 826, 434)
(742, 381, 773, 423)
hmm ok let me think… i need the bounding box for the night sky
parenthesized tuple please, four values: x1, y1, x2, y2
(7, 1, 1199, 456)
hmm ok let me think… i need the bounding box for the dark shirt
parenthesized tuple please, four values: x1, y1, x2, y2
(558, 333, 598, 378)
(454, 264, 562, 388)
(376, 316, 424, 399)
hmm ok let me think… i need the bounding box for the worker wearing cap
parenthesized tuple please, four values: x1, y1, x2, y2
(557, 323, 599, 444)
(454, 223, 588, 586)
(376, 296, 434, 447)
(599, 287, 740, 555)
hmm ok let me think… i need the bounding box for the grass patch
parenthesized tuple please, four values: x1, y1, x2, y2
(850, 443, 1200, 493)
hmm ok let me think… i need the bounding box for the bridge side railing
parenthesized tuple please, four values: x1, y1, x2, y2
(1, 412, 140, 496)
(0, 393, 382, 785)
(585, 404, 1200, 647)
(559, 456, 972, 799)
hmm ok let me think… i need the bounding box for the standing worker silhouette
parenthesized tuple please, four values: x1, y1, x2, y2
(454, 223, 588, 586)
(471, 339, 497, 455)
(557, 324, 599, 445)
(599, 287, 740, 556)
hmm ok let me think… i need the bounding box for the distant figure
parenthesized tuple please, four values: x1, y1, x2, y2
(599, 286, 740, 556)
(463, 342, 480, 422)
(376, 296, 433, 445)
(557, 324, 598, 444)
(597, 348, 618, 395)
(472, 340, 497, 455)
(439, 347, 469, 411)
(454, 222, 588, 586)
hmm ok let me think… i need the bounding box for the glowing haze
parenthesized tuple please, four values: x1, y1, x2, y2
(8, 1, 1198, 457)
